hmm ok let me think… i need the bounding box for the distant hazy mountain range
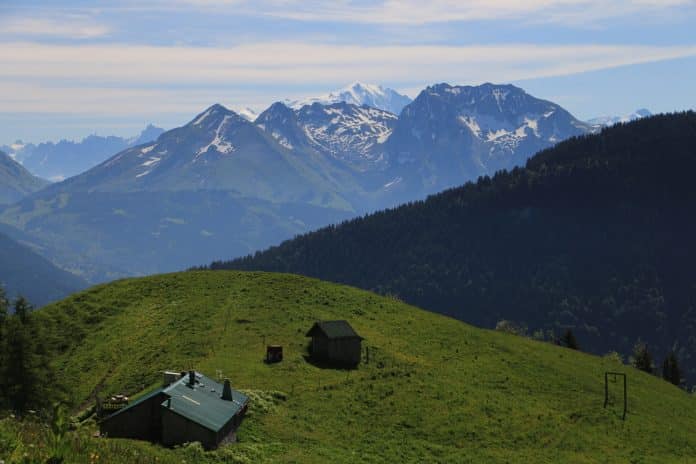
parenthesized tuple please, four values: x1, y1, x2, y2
(586, 109, 652, 127)
(0, 82, 596, 283)
(2, 124, 164, 181)
(0, 150, 48, 205)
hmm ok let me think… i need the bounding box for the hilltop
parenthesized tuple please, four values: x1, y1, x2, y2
(3, 271, 695, 463)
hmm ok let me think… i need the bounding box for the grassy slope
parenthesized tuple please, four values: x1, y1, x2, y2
(6, 271, 695, 463)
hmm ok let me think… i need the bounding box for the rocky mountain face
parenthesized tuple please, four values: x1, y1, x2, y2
(2, 124, 164, 181)
(257, 101, 397, 171)
(379, 83, 593, 200)
(0, 150, 48, 205)
(55, 104, 358, 210)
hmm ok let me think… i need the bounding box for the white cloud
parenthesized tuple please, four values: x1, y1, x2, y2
(172, 0, 695, 25)
(1, 41, 695, 114)
(0, 16, 110, 39)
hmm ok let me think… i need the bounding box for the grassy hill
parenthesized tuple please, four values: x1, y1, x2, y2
(2, 271, 695, 463)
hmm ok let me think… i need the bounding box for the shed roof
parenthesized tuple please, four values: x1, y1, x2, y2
(162, 373, 248, 432)
(306, 320, 363, 339)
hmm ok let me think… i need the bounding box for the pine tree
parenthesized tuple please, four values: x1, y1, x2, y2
(13, 296, 31, 323)
(561, 329, 579, 350)
(4, 297, 53, 413)
(632, 341, 653, 374)
(662, 352, 682, 386)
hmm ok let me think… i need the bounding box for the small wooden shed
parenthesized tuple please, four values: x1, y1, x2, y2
(306, 320, 363, 366)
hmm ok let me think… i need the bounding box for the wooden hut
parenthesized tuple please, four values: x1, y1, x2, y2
(306, 320, 363, 366)
(100, 371, 249, 450)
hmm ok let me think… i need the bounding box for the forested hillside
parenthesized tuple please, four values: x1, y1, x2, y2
(214, 112, 696, 384)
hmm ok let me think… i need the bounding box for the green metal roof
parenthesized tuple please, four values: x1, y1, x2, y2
(306, 320, 363, 339)
(100, 372, 248, 433)
(161, 373, 248, 432)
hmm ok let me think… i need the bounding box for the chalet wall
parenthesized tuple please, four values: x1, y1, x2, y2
(327, 337, 361, 365)
(99, 393, 166, 441)
(161, 408, 217, 449)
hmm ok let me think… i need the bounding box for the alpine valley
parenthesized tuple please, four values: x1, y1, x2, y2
(0, 82, 595, 285)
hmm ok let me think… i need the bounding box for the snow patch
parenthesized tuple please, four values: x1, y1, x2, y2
(141, 156, 161, 167)
(458, 116, 481, 137)
(271, 131, 294, 150)
(196, 115, 235, 158)
(383, 176, 402, 189)
(486, 129, 511, 141)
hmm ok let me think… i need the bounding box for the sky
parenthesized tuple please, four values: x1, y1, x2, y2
(1, 0, 695, 144)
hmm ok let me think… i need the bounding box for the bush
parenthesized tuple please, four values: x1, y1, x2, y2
(495, 320, 527, 337)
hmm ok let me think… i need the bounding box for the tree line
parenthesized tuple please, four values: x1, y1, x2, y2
(496, 324, 684, 388)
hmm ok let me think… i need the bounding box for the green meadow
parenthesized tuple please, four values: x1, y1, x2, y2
(1, 271, 694, 463)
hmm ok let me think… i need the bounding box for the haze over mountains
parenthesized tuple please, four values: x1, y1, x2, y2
(1, 124, 164, 181)
(0, 150, 48, 205)
(0, 82, 599, 287)
(0, 224, 87, 306)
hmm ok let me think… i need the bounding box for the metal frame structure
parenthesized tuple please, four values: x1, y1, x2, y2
(604, 371, 627, 420)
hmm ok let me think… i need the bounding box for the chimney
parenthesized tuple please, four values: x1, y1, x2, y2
(222, 378, 233, 401)
(188, 370, 196, 387)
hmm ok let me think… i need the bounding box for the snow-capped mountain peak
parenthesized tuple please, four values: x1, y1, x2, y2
(235, 107, 259, 122)
(286, 82, 412, 115)
(189, 103, 239, 127)
(586, 109, 652, 127)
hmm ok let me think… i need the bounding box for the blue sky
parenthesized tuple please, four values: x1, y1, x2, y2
(1, 0, 695, 144)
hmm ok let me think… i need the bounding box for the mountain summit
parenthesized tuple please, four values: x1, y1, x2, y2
(287, 82, 412, 115)
(381, 82, 593, 199)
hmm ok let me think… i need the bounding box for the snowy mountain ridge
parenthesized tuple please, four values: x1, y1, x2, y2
(587, 109, 652, 127)
(257, 101, 398, 170)
(286, 82, 412, 116)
